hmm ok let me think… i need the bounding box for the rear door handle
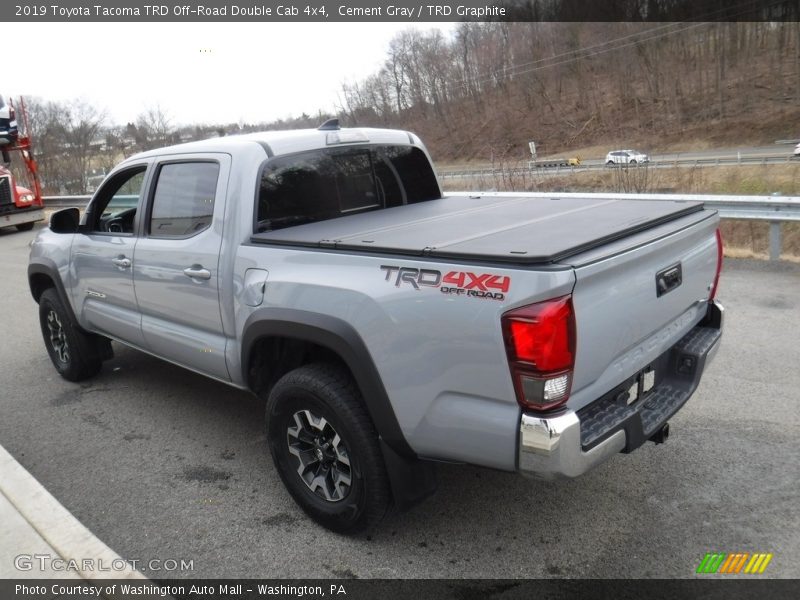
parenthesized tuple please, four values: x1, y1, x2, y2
(183, 265, 211, 281)
(111, 256, 131, 268)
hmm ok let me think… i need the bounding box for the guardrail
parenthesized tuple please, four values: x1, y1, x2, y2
(44, 192, 799, 261)
(43, 195, 91, 206)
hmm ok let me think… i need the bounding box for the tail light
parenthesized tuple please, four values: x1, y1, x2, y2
(709, 228, 723, 301)
(502, 295, 576, 412)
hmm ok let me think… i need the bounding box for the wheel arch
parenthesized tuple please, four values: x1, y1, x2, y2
(29, 259, 113, 365)
(241, 307, 438, 511)
(242, 307, 413, 458)
(28, 259, 78, 323)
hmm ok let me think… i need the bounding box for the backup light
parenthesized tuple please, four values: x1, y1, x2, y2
(544, 374, 570, 400)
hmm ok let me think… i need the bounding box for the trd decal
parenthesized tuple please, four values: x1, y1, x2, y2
(380, 266, 509, 300)
(379, 266, 441, 290)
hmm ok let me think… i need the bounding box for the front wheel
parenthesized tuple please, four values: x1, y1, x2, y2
(265, 363, 391, 534)
(38, 288, 103, 381)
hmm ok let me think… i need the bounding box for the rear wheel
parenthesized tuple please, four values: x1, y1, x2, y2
(38, 288, 103, 381)
(16, 222, 34, 232)
(266, 363, 390, 534)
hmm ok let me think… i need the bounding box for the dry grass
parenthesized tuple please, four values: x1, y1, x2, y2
(721, 220, 800, 261)
(538, 164, 800, 196)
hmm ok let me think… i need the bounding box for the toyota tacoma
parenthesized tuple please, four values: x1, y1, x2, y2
(28, 121, 723, 533)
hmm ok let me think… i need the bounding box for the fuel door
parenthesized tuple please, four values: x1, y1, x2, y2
(243, 268, 269, 307)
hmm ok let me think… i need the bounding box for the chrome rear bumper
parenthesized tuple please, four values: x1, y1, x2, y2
(518, 301, 723, 479)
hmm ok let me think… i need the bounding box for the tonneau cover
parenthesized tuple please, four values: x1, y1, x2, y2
(251, 195, 705, 264)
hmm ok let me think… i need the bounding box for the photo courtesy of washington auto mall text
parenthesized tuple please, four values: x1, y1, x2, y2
(14, 583, 349, 598)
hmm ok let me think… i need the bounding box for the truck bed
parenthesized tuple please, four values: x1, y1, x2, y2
(251, 194, 705, 264)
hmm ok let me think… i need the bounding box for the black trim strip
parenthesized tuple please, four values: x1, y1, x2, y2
(256, 141, 274, 158)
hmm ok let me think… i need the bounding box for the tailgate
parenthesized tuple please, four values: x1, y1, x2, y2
(566, 209, 720, 412)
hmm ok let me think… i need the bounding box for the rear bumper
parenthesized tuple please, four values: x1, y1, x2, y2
(518, 300, 723, 479)
(1, 207, 44, 229)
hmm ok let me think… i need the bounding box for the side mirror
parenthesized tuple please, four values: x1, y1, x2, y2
(49, 207, 80, 234)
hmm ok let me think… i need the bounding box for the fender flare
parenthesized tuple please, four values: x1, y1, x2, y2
(28, 259, 78, 323)
(241, 307, 415, 459)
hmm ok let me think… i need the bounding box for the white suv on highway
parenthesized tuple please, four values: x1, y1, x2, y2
(793, 143, 800, 158)
(606, 149, 649, 165)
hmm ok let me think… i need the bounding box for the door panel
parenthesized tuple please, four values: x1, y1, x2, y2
(133, 155, 230, 381)
(72, 235, 143, 344)
(71, 166, 148, 345)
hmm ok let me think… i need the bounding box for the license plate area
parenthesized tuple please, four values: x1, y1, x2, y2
(624, 366, 656, 406)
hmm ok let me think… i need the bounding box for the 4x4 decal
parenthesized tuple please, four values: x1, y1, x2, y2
(380, 265, 509, 301)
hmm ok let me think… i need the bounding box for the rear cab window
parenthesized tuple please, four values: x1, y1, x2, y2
(256, 145, 440, 233)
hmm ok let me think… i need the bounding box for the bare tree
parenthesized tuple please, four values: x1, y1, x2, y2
(134, 105, 173, 151)
(61, 101, 107, 193)
(23, 99, 108, 194)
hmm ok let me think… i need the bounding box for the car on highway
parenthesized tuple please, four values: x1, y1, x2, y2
(606, 149, 649, 165)
(0, 95, 18, 145)
(793, 143, 800, 158)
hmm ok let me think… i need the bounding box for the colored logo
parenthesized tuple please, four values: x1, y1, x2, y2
(696, 552, 773, 574)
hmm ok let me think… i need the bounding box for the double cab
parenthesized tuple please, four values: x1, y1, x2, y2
(29, 122, 723, 532)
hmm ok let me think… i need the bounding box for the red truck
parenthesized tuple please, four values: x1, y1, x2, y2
(0, 97, 44, 232)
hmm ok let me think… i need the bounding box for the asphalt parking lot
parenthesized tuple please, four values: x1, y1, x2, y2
(0, 224, 798, 579)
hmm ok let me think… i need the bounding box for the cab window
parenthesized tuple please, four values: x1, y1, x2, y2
(87, 167, 146, 234)
(148, 162, 219, 238)
(256, 145, 440, 233)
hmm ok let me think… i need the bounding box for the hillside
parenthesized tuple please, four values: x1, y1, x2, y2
(337, 22, 800, 163)
(17, 20, 800, 195)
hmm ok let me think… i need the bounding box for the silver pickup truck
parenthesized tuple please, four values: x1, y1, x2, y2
(28, 122, 723, 533)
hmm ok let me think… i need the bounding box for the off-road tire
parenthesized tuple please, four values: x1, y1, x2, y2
(266, 363, 391, 534)
(38, 288, 103, 381)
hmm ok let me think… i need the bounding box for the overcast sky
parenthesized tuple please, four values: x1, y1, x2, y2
(9, 22, 454, 127)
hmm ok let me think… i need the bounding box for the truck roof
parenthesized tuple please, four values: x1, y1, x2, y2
(129, 127, 420, 160)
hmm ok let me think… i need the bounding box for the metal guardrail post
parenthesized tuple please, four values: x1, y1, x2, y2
(769, 221, 782, 261)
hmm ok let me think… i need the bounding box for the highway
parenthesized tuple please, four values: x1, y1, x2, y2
(438, 145, 799, 180)
(0, 224, 798, 579)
